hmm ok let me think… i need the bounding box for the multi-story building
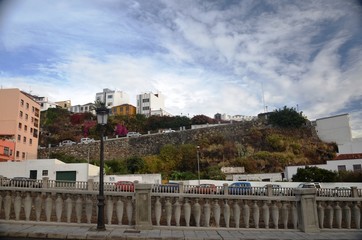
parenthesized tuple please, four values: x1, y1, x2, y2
(69, 103, 95, 114)
(137, 91, 170, 117)
(32, 96, 57, 111)
(95, 88, 130, 108)
(0, 88, 41, 161)
(55, 100, 71, 109)
(111, 104, 136, 116)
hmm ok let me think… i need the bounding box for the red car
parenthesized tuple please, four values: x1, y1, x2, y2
(115, 181, 134, 192)
(189, 184, 217, 194)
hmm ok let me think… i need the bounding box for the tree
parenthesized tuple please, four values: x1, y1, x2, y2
(268, 106, 307, 128)
(191, 114, 216, 125)
(126, 156, 145, 174)
(292, 166, 338, 182)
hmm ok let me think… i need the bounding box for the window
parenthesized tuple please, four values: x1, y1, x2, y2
(32, 106, 35, 112)
(24, 125, 28, 131)
(29, 138, 33, 145)
(142, 98, 150, 103)
(16, 151, 19, 157)
(143, 106, 149, 110)
(26, 103, 29, 109)
(353, 164, 361, 172)
(42, 170, 48, 176)
(30, 128, 33, 133)
(23, 136, 26, 143)
(20, 99, 24, 106)
(337, 165, 346, 172)
(25, 114, 28, 120)
(31, 117, 34, 123)
(22, 152, 25, 159)
(19, 111, 23, 118)
(18, 123, 22, 129)
(4, 147, 10, 156)
(17, 135, 21, 141)
(107, 95, 113, 99)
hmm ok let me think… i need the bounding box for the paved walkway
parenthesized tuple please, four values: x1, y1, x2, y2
(0, 221, 361, 240)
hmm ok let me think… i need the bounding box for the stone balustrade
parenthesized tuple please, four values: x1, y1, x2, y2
(0, 181, 361, 233)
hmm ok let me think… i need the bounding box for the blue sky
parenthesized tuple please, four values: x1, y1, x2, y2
(1, 0, 362, 137)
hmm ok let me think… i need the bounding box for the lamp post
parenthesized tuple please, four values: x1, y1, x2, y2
(96, 105, 109, 230)
(197, 146, 200, 185)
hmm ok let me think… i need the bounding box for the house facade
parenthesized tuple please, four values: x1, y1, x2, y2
(0, 88, 41, 161)
(136, 91, 168, 117)
(95, 88, 130, 108)
(111, 104, 136, 116)
(69, 103, 95, 114)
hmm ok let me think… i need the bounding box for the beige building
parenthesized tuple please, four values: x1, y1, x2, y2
(0, 88, 41, 161)
(55, 100, 71, 109)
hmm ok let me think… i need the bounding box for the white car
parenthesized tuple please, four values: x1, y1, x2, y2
(162, 129, 175, 133)
(60, 140, 76, 146)
(127, 132, 141, 137)
(80, 138, 95, 144)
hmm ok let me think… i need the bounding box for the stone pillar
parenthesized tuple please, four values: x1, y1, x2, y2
(135, 183, 153, 230)
(87, 179, 94, 191)
(223, 183, 229, 196)
(294, 188, 319, 233)
(42, 177, 49, 189)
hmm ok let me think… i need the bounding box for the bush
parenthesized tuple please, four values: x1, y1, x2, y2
(268, 106, 307, 128)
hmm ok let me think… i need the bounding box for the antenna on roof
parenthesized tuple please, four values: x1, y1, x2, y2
(261, 81, 267, 112)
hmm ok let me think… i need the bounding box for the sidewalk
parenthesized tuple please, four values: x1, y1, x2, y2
(0, 221, 361, 240)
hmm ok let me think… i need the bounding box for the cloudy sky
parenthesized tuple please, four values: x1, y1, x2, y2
(1, 0, 362, 137)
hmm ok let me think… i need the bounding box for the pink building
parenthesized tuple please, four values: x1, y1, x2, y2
(0, 88, 41, 161)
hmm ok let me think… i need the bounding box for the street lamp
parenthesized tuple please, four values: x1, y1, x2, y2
(197, 146, 200, 185)
(96, 105, 109, 230)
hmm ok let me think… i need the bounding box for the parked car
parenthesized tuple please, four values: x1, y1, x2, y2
(9, 177, 42, 188)
(162, 129, 175, 133)
(0, 175, 10, 186)
(115, 181, 134, 192)
(297, 182, 321, 189)
(228, 181, 252, 195)
(126, 132, 142, 137)
(80, 138, 95, 144)
(60, 140, 76, 146)
(263, 184, 283, 196)
(188, 184, 217, 194)
(333, 187, 351, 197)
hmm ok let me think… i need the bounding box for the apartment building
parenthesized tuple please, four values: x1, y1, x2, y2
(55, 100, 71, 109)
(69, 103, 95, 114)
(111, 104, 136, 116)
(0, 88, 41, 161)
(137, 91, 169, 117)
(95, 88, 130, 108)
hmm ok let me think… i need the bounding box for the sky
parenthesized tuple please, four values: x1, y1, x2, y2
(0, 0, 362, 137)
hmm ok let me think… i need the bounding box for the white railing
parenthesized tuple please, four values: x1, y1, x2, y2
(0, 183, 361, 232)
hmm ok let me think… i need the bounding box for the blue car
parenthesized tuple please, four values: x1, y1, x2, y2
(228, 181, 252, 195)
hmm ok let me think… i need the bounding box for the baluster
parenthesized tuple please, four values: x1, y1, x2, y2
(203, 199, 211, 227)
(352, 202, 360, 229)
(326, 202, 334, 229)
(4, 191, 11, 220)
(281, 202, 288, 229)
(193, 198, 201, 227)
(85, 195, 93, 224)
(155, 197, 162, 226)
(343, 202, 351, 229)
(291, 202, 298, 229)
(34, 193, 42, 221)
(233, 200, 240, 228)
(107, 196, 114, 225)
(75, 195, 83, 223)
(317, 201, 324, 229)
(14, 192, 22, 221)
(55, 194, 63, 222)
(65, 195, 73, 223)
(165, 198, 172, 226)
(183, 198, 191, 227)
(213, 199, 221, 227)
(271, 201, 279, 229)
(116, 197, 124, 225)
(0, 193, 2, 217)
(262, 201, 269, 229)
(335, 202, 342, 229)
(224, 200, 230, 228)
(174, 199, 181, 226)
(45, 193, 53, 222)
(24, 192, 32, 221)
(126, 197, 133, 226)
(243, 200, 250, 228)
(252, 201, 260, 228)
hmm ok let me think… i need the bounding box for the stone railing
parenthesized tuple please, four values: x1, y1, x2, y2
(0, 181, 361, 233)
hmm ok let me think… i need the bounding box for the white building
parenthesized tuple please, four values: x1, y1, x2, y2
(69, 103, 95, 114)
(32, 96, 57, 111)
(136, 91, 169, 117)
(96, 88, 130, 108)
(221, 114, 256, 122)
(0, 159, 99, 181)
(313, 113, 362, 154)
(284, 157, 362, 181)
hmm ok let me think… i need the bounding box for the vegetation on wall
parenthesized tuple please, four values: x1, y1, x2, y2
(268, 106, 307, 128)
